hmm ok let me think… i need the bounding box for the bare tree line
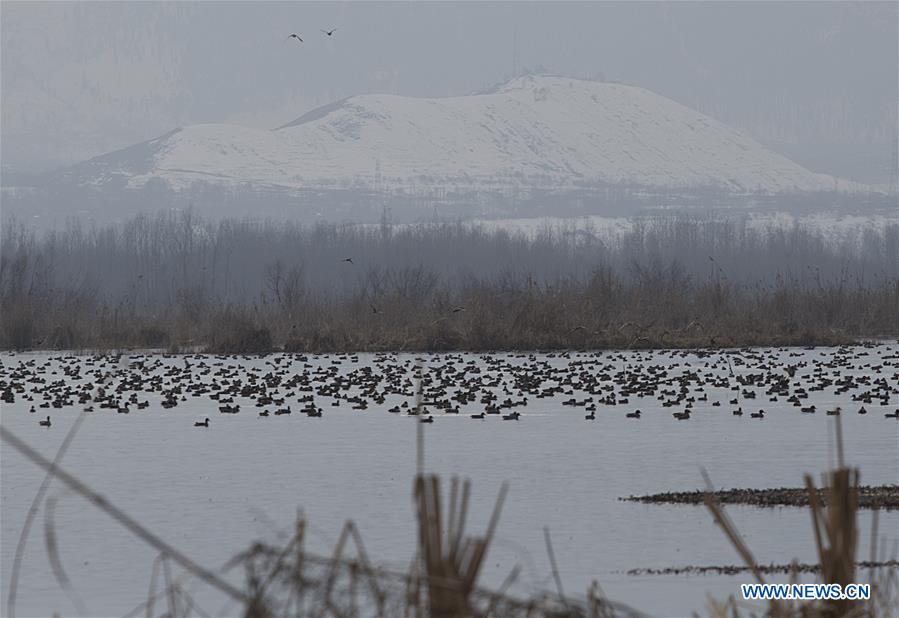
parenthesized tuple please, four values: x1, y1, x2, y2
(1, 211, 897, 351)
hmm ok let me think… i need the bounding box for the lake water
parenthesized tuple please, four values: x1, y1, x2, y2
(1, 346, 897, 616)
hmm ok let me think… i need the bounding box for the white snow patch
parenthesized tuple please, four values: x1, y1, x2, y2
(74, 75, 869, 195)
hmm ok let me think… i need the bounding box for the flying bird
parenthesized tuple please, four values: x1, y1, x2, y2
(287, 33, 304, 43)
(321, 28, 338, 36)
(342, 257, 354, 264)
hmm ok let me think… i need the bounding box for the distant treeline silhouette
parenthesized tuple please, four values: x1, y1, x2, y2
(1, 211, 897, 351)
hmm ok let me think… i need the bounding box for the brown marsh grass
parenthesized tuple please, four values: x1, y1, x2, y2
(2, 212, 897, 352)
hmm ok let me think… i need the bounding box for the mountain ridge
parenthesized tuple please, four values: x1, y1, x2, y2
(51, 75, 866, 196)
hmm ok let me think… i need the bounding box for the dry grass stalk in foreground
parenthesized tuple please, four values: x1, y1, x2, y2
(232, 476, 642, 618)
(413, 475, 506, 617)
(702, 432, 898, 618)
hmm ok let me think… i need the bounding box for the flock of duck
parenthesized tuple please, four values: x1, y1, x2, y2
(1, 343, 897, 429)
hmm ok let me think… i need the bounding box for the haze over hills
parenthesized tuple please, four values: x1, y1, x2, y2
(52, 76, 863, 198)
(4, 2, 895, 185)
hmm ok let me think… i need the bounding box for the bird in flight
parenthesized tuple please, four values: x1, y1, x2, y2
(321, 28, 338, 36)
(287, 33, 304, 42)
(342, 257, 354, 264)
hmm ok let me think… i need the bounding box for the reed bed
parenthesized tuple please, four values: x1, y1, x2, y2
(2, 212, 897, 352)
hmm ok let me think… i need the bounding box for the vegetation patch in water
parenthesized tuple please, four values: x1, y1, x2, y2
(622, 485, 899, 510)
(624, 560, 899, 576)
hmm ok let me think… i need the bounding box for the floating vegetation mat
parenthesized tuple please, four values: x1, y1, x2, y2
(624, 560, 899, 577)
(621, 485, 899, 510)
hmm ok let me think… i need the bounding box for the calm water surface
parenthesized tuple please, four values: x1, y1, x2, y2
(1, 347, 897, 616)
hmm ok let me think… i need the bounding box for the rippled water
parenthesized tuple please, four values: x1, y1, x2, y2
(1, 346, 897, 616)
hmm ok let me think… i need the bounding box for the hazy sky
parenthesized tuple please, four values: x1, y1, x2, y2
(2, 1, 896, 179)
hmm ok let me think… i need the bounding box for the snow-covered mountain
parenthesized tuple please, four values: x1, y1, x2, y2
(54, 75, 861, 195)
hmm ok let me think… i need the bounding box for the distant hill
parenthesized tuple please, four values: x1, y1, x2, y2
(51, 75, 864, 197)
